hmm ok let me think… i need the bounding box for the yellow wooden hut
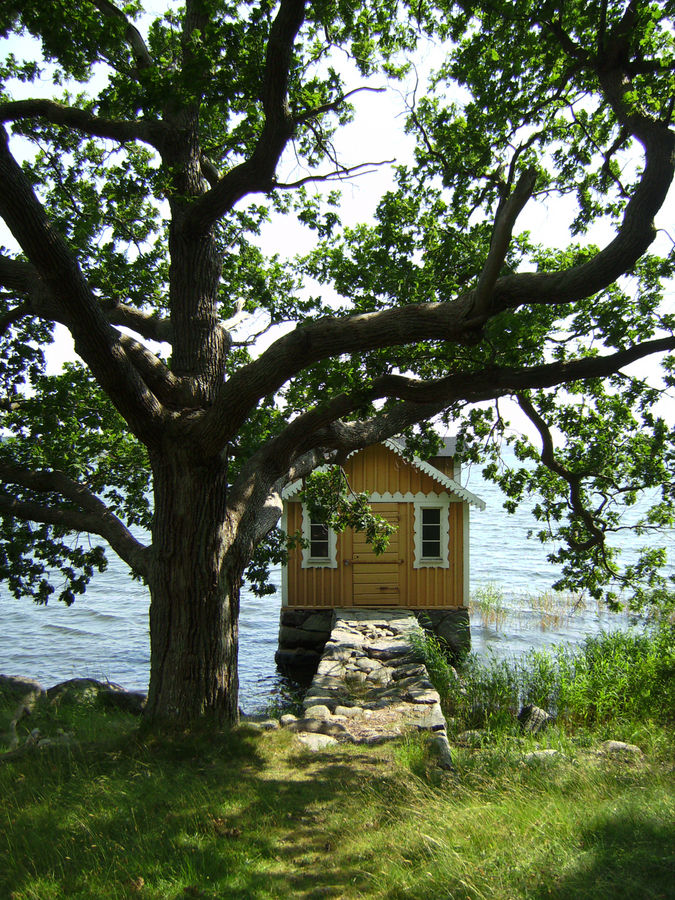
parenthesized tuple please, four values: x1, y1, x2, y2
(276, 438, 485, 669)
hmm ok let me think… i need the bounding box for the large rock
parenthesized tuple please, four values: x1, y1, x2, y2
(598, 740, 644, 758)
(303, 704, 332, 719)
(518, 704, 553, 734)
(99, 687, 147, 715)
(0, 675, 45, 703)
(295, 732, 338, 750)
(285, 717, 347, 737)
(419, 608, 471, 660)
(47, 678, 146, 714)
(431, 732, 455, 770)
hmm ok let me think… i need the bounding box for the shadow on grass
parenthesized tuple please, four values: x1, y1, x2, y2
(534, 810, 675, 900)
(0, 726, 405, 899)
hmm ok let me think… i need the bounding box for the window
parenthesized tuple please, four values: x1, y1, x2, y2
(421, 507, 442, 559)
(301, 504, 337, 568)
(413, 496, 450, 569)
(309, 521, 330, 559)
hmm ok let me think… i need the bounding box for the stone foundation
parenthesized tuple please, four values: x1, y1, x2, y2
(275, 606, 471, 677)
(414, 607, 471, 662)
(274, 608, 334, 673)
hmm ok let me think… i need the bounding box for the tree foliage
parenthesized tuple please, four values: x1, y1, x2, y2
(0, 0, 673, 720)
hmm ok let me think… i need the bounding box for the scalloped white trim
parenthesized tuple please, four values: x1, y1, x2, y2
(281, 441, 485, 510)
(380, 439, 485, 509)
(367, 491, 458, 503)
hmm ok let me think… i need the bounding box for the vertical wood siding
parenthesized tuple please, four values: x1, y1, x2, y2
(285, 443, 466, 609)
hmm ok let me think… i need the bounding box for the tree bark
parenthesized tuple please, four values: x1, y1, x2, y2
(144, 448, 241, 725)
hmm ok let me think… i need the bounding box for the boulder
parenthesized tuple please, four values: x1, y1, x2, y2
(47, 678, 111, 706)
(598, 740, 643, 758)
(430, 732, 455, 770)
(99, 688, 147, 715)
(243, 719, 280, 731)
(289, 717, 347, 737)
(46, 678, 147, 715)
(295, 732, 338, 750)
(334, 705, 363, 718)
(0, 675, 45, 703)
(518, 704, 553, 734)
(424, 608, 471, 660)
(303, 704, 332, 719)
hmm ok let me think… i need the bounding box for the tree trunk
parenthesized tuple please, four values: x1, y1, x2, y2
(144, 449, 242, 725)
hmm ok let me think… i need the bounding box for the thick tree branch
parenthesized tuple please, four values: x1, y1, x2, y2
(0, 255, 192, 408)
(0, 127, 166, 442)
(88, 0, 154, 73)
(0, 99, 161, 148)
(0, 255, 34, 293)
(0, 461, 151, 577)
(117, 333, 202, 409)
(471, 166, 537, 318)
(227, 334, 675, 520)
(481, 123, 675, 318)
(0, 256, 175, 347)
(186, 0, 307, 231)
(105, 304, 174, 344)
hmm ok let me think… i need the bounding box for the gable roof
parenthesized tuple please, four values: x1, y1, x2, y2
(282, 437, 485, 510)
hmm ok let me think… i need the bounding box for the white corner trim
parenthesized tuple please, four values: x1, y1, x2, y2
(300, 503, 338, 569)
(413, 496, 451, 569)
(462, 501, 470, 605)
(280, 507, 289, 606)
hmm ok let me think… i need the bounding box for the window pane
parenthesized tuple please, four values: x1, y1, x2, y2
(421, 507, 442, 559)
(310, 522, 329, 558)
(422, 507, 441, 525)
(422, 540, 441, 558)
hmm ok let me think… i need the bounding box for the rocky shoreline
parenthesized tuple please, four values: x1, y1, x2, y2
(0, 674, 147, 754)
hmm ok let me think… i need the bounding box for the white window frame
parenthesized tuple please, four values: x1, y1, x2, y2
(300, 503, 338, 568)
(413, 495, 450, 568)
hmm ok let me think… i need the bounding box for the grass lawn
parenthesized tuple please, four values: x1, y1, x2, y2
(1, 693, 673, 899)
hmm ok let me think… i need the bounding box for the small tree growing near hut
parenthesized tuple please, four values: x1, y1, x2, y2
(1, 0, 673, 724)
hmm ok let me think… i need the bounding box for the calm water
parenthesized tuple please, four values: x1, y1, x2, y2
(1, 465, 672, 712)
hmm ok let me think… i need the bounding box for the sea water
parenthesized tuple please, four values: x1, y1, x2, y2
(1, 464, 672, 712)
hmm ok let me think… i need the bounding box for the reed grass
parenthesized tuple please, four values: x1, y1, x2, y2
(471, 582, 508, 629)
(471, 584, 601, 632)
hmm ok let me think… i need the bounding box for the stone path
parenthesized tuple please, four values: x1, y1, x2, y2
(281, 609, 454, 767)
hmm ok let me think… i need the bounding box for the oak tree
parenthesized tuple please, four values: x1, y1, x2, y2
(1, 0, 673, 723)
